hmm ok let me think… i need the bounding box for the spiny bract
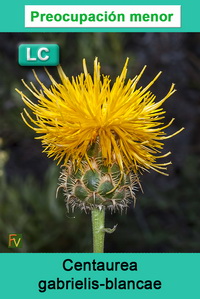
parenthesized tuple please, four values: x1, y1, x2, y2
(59, 143, 137, 212)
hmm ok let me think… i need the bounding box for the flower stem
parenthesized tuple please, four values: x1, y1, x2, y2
(91, 208, 105, 253)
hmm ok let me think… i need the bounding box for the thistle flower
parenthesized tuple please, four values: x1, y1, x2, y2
(16, 58, 184, 207)
(16, 58, 183, 175)
(16, 58, 184, 252)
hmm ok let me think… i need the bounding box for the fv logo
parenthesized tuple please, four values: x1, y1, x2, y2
(8, 234, 23, 248)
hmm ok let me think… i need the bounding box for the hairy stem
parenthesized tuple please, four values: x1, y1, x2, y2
(91, 208, 105, 253)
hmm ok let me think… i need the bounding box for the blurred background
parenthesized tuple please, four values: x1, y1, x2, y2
(0, 32, 199, 253)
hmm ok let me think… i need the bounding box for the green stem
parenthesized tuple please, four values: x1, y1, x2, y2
(91, 208, 105, 253)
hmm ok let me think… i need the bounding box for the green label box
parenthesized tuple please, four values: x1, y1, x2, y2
(18, 44, 60, 66)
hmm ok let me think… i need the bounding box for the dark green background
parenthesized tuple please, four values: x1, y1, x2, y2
(0, 32, 199, 253)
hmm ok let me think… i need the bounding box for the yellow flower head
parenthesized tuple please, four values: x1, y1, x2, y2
(16, 58, 183, 176)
